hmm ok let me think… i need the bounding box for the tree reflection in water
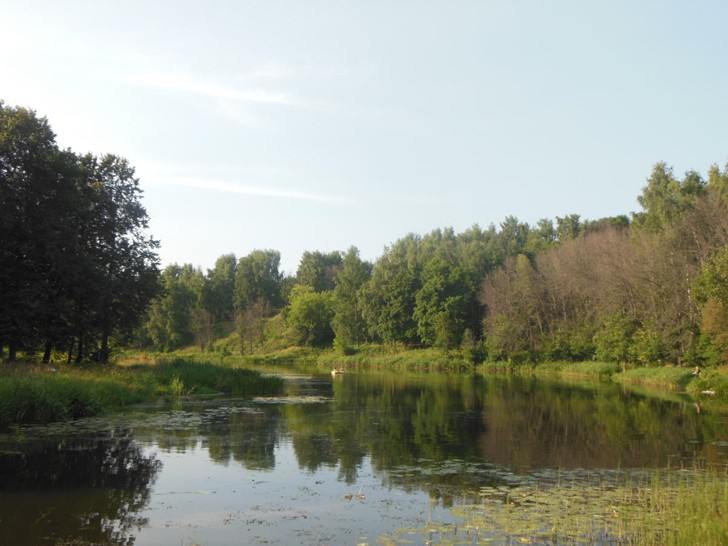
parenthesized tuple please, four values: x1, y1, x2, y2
(0, 430, 161, 546)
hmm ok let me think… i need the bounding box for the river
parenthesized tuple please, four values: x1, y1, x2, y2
(1, 367, 726, 545)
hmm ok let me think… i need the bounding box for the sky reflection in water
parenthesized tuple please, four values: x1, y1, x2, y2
(2, 370, 727, 545)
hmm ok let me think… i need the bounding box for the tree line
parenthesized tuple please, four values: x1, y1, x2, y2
(5, 101, 728, 369)
(138, 160, 728, 369)
(0, 102, 160, 363)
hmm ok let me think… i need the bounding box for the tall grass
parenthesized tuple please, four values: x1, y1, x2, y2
(686, 366, 728, 394)
(317, 347, 471, 371)
(0, 358, 284, 427)
(615, 468, 728, 545)
(409, 467, 728, 546)
(477, 360, 620, 379)
(616, 366, 695, 389)
(147, 358, 285, 396)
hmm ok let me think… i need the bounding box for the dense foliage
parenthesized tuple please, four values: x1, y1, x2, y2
(135, 160, 728, 370)
(0, 102, 160, 363)
(10, 102, 724, 370)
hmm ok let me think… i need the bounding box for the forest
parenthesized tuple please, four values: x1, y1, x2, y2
(136, 162, 728, 369)
(4, 100, 728, 369)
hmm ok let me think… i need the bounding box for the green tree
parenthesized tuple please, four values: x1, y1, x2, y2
(205, 253, 237, 320)
(296, 250, 343, 292)
(286, 286, 335, 345)
(76, 153, 160, 362)
(145, 265, 198, 351)
(190, 306, 214, 351)
(0, 103, 77, 360)
(593, 314, 639, 366)
(361, 259, 421, 345)
(496, 216, 531, 259)
(413, 258, 469, 350)
(332, 246, 372, 345)
(0, 102, 160, 363)
(525, 219, 557, 255)
(234, 250, 283, 313)
(555, 214, 582, 241)
(632, 163, 706, 233)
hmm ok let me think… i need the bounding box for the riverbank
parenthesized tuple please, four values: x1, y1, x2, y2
(0, 358, 285, 427)
(198, 343, 728, 395)
(480, 359, 728, 394)
(116, 341, 728, 400)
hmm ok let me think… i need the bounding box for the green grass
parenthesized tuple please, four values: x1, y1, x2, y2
(616, 365, 696, 389)
(685, 366, 728, 394)
(317, 345, 471, 371)
(477, 360, 621, 379)
(0, 358, 284, 427)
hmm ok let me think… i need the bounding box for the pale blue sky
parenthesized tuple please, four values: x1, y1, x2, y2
(3, 0, 727, 273)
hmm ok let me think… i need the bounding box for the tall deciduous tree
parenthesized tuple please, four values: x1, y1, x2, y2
(296, 250, 343, 292)
(76, 154, 160, 362)
(332, 246, 372, 345)
(414, 258, 469, 350)
(205, 253, 237, 320)
(234, 250, 283, 314)
(286, 286, 334, 346)
(0, 102, 160, 363)
(632, 163, 706, 233)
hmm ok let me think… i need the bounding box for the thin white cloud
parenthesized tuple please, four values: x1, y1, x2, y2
(121, 72, 292, 105)
(148, 175, 350, 204)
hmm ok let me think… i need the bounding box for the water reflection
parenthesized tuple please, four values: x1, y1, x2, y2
(278, 373, 724, 475)
(130, 372, 728, 484)
(131, 371, 727, 497)
(3, 370, 727, 545)
(0, 431, 161, 546)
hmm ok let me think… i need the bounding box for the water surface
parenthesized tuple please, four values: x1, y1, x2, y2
(1, 369, 726, 545)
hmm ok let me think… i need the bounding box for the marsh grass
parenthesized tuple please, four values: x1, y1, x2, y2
(318, 346, 471, 371)
(616, 366, 695, 389)
(382, 467, 728, 545)
(479, 360, 621, 379)
(686, 367, 728, 395)
(0, 358, 284, 427)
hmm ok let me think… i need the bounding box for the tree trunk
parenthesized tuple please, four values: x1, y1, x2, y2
(67, 338, 75, 364)
(75, 333, 85, 364)
(42, 342, 52, 364)
(100, 328, 110, 364)
(8, 341, 18, 362)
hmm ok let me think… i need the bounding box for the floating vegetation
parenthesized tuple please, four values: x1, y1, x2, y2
(0, 403, 265, 443)
(252, 395, 333, 405)
(380, 467, 728, 546)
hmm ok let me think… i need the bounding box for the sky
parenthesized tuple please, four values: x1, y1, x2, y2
(3, 0, 728, 274)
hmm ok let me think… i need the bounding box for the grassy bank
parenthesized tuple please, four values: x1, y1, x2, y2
(318, 345, 471, 371)
(316, 346, 726, 393)
(0, 358, 285, 427)
(125, 339, 728, 395)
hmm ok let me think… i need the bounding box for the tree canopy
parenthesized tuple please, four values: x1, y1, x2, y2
(0, 102, 160, 363)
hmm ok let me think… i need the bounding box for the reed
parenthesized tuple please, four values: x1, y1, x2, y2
(0, 358, 284, 427)
(389, 466, 728, 546)
(616, 366, 695, 389)
(317, 348, 471, 371)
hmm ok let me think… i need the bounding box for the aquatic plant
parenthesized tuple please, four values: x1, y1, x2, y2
(380, 467, 728, 546)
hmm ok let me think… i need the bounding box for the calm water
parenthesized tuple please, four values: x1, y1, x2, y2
(1, 368, 727, 545)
